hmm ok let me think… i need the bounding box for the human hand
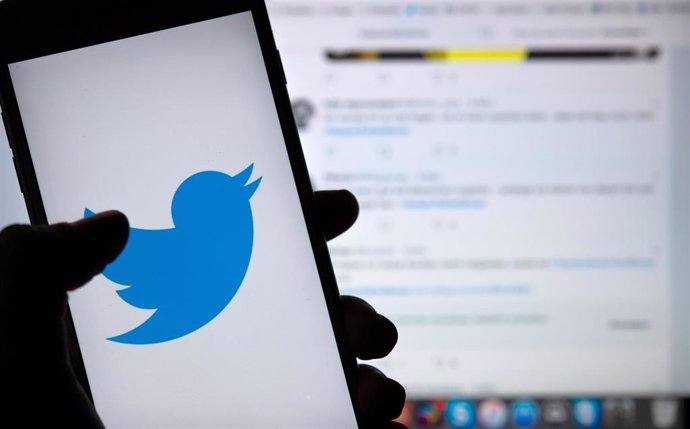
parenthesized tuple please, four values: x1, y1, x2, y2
(0, 190, 404, 428)
(315, 190, 406, 429)
(0, 210, 129, 428)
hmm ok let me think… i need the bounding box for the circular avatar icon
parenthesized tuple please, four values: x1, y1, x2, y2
(415, 400, 446, 426)
(478, 399, 509, 429)
(511, 400, 539, 428)
(446, 399, 476, 429)
(542, 399, 569, 425)
(573, 399, 602, 429)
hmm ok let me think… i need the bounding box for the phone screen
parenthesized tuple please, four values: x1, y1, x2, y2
(6, 10, 358, 429)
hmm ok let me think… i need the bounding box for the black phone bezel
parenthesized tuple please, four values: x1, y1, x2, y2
(0, 1, 363, 426)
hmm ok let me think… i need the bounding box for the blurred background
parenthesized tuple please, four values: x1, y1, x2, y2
(2, 0, 690, 427)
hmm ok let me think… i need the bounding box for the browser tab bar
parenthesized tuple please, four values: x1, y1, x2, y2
(267, 1, 690, 19)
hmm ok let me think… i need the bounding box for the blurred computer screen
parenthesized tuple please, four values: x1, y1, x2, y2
(265, 0, 690, 404)
(1, 1, 689, 427)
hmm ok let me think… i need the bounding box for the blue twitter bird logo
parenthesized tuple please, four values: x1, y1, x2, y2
(85, 165, 261, 345)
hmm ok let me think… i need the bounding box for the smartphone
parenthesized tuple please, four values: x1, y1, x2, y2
(0, 0, 362, 427)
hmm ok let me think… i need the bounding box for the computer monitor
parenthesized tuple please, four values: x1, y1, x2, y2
(265, 1, 689, 427)
(1, 1, 688, 427)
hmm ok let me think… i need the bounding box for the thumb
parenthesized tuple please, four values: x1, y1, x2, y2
(0, 212, 123, 429)
(0, 209, 129, 358)
(0, 211, 129, 319)
(0, 210, 129, 294)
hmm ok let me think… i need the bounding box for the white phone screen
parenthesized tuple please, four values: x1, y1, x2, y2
(7, 10, 357, 429)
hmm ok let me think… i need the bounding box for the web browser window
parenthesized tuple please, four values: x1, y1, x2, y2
(265, 0, 690, 397)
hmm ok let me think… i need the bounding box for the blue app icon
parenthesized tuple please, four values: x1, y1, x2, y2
(86, 165, 261, 344)
(511, 400, 539, 428)
(446, 399, 476, 429)
(573, 399, 602, 429)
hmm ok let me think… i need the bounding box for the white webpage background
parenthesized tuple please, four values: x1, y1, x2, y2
(264, 1, 690, 395)
(9, 11, 356, 429)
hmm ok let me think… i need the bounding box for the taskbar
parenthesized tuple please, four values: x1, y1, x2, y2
(396, 397, 686, 429)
